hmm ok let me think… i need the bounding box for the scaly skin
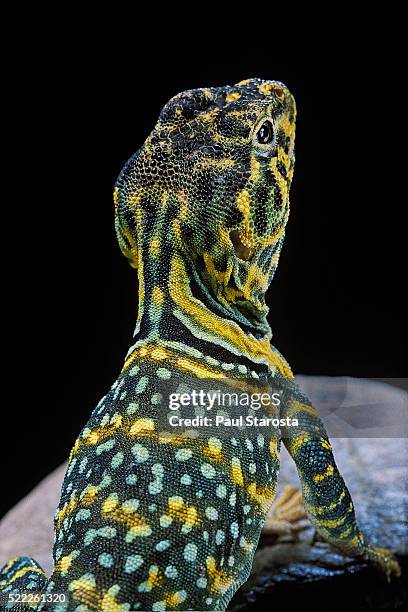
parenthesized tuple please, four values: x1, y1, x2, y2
(0, 78, 400, 611)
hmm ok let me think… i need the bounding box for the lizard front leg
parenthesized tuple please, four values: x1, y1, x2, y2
(278, 376, 401, 581)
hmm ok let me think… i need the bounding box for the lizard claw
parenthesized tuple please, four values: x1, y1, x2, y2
(363, 546, 401, 582)
(263, 484, 307, 536)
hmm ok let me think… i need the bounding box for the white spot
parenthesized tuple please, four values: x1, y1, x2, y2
(151, 464, 164, 478)
(201, 463, 216, 479)
(149, 480, 163, 495)
(160, 515, 173, 528)
(175, 448, 192, 461)
(249, 462, 256, 474)
(183, 543, 198, 562)
(216, 484, 227, 498)
(136, 376, 149, 394)
(127, 402, 138, 415)
(230, 522, 239, 538)
(132, 444, 150, 463)
(156, 368, 171, 379)
(205, 507, 218, 521)
(165, 565, 178, 578)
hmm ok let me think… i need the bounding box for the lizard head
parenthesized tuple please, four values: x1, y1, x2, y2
(115, 78, 296, 326)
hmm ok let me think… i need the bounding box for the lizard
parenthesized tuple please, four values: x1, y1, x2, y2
(0, 78, 400, 612)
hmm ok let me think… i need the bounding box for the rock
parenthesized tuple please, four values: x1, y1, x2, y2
(0, 463, 66, 575)
(0, 376, 406, 609)
(229, 376, 408, 610)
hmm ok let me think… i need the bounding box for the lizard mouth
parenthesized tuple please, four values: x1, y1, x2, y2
(230, 230, 254, 262)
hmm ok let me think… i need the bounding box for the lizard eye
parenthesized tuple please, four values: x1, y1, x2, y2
(256, 120, 274, 145)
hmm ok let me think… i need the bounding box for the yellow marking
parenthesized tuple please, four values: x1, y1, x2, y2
(206, 557, 234, 594)
(311, 491, 346, 515)
(231, 457, 244, 486)
(203, 252, 233, 289)
(277, 146, 290, 167)
(168, 496, 201, 529)
(259, 82, 275, 95)
(250, 157, 261, 181)
(279, 114, 296, 138)
(70, 417, 123, 458)
(149, 236, 161, 258)
(101, 590, 129, 612)
(145, 566, 163, 589)
(194, 158, 236, 171)
(102, 496, 152, 537)
(123, 342, 223, 379)
(318, 514, 347, 529)
(157, 431, 192, 445)
(269, 437, 279, 459)
(247, 482, 275, 512)
(2, 557, 19, 573)
(151, 346, 169, 360)
(122, 344, 168, 371)
(205, 438, 222, 460)
(152, 286, 165, 307)
(289, 434, 308, 455)
(212, 132, 247, 145)
(177, 191, 190, 221)
(226, 92, 241, 102)
(69, 576, 100, 609)
(313, 464, 335, 483)
(176, 357, 225, 379)
(166, 591, 185, 607)
(286, 400, 318, 418)
(129, 417, 156, 436)
(228, 261, 269, 307)
(82, 485, 99, 506)
(169, 254, 294, 375)
(57, 494, 79, 528)
(236, 78, 252, 86)
(0, 565, 45, 588)
(270, 157, 289, 206)
(236, 190, 255, 247)
(199, 108, 219, 123)
(54, 552, 78, 575)
(113, 186, 119, 209)
(172, 219, 183, 247)
(102, 495, 119, 513)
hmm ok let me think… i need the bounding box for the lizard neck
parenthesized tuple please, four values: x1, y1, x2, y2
(123, 237, 286, 373)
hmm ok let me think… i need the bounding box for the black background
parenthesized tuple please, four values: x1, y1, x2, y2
(1, 40, 405, 518)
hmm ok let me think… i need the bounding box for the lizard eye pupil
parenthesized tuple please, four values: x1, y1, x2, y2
(257, 120, 274, 144)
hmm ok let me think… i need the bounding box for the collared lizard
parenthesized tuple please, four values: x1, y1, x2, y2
(0, 78, 400, 611)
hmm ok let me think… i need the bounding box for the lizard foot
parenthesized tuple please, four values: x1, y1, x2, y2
(363, 546, 401, 582)
(263, 484, 307, 537)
